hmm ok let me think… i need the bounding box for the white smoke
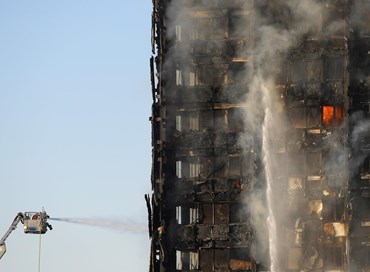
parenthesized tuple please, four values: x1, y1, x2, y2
(351, 0, 370, 35)
(350, 111, 370, 175)
(240, 1, 326, 271)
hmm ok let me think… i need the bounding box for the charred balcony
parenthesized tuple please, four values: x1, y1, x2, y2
(166, 84, 249, 105)
(175, 178, 250, 203)
(174, 131, 244, 147)
(176, 223, 253, 248)
(174, 247, 255, 272)
(174, 39, 250, 60)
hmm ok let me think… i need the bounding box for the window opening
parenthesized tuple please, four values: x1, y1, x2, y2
(189, 112, 199, 131)
(229, 248, 252, 270)
(176, 116, 182, 132)
(176, 250, 183, 270)
(308, 200, 323, 218)
(323, 246, 344, 269)
(200, 249, 213, 271)
(229, 156, 241, 176)
(202, 204, 214, 224)
(290, 107, 306, 128)
(322, 106, 344, 127)
(190, 252, 199, 269)
(323, 57, 344, 80)
(176, 25, 182, 41)
(307, 59, 322, 82)
(306, 152, 322, 176)
(288, 177, 303, 193)
(215, 204, 229, 224)
(229, 203, 248, 223)
(176, 206, 182, 224)
(176, 161, 182, 178)
(190, 26, 199, 40)
(189, 163, 201, 178)
(215, 248, 229, 269)
(188, 71, 198, 86)
(227, 108, 244, 131)
(214, 110, 227, 131)
(229, 15, 250, 38)
(200, 111, 214, 130)
(190, 205, 199, 224)
(182, 66, 198, 87)
(291, 61, 306, 83)
(306, 107, 321, 128)
(176, 69, 183, 86)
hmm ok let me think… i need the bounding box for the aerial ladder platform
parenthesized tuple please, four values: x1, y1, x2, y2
(0, 210, 52, 259)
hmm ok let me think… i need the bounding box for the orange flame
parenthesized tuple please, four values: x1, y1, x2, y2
(323, 106, 334, 126)
(323, 106, 344, 126)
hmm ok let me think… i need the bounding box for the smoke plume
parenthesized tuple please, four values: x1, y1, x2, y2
(238, 1, 326, 271)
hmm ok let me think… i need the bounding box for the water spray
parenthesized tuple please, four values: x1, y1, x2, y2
(49, 218, 146, 234)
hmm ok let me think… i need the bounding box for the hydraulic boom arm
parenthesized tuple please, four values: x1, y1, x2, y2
(0, 213, 24, 245)
(0, 213, 24, 259)
(0, 210, 52, 260)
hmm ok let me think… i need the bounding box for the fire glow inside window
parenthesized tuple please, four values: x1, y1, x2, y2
(322, 106, 344, 127)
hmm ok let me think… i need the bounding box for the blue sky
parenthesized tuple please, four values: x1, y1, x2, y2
(0, 1, 152, 271)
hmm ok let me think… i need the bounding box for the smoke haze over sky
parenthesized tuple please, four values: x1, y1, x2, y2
(0, 1, 151, 271)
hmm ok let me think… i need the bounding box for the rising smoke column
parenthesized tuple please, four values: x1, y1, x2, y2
(239, 1, 329, 271)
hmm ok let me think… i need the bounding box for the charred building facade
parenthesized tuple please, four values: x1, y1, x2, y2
(148, 1, 370, 271)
